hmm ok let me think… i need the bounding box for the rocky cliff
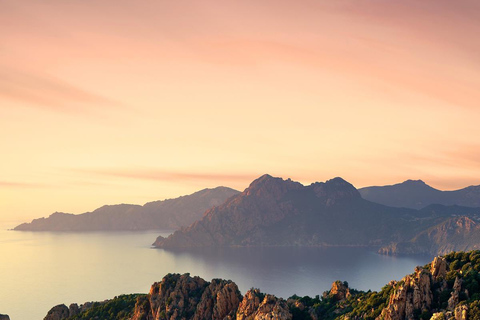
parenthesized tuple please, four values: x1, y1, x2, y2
(154, 175, 480, 255)
(15, 187, 239, 231)
(43, 251, 480, 320)
(379, 216, 480, 256)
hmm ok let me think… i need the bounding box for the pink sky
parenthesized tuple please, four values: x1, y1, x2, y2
(1, 0, 480, 225)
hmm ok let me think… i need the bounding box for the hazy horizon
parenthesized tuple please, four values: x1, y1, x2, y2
(2, 0, 480, 223)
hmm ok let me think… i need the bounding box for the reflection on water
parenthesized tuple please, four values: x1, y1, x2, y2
(0, 230, 431, 320)
(158, 246, 432, 298)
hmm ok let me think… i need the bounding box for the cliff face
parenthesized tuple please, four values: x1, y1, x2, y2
(129, 273, 291, 320)
(15, 187, 239, 231)
(379, 216, 480, 256)
(44, 302, 97, 320)
(154, 175, 480, 255)
(377, 254, 477, 320)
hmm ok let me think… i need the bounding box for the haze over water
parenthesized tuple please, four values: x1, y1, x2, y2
(1, 229, 431, 320)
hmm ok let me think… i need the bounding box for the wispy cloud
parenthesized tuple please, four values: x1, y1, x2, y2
(0, 181, 43, 188)
(73, 167, 258, 184)
(0, 66, 121, 113)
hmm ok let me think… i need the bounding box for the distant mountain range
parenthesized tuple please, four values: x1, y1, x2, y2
(359, 179, 480, 209)
(14, 175, 480, 255)
(154, 175, 480, 255)
(14, 187, 239, 231)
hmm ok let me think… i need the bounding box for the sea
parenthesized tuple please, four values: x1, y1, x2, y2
(0, 229, 432, 320)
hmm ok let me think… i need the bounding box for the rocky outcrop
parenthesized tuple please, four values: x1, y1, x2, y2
(328, 281, 351, 302)
(44, 301, 102, 320)
(431, 256, 448, 281)
(454, 304, 468, 320)
(131, 273, 242, 320)
(15, 187, 239, 231)
(0, 314, 10, 320)
(129, 274, 292, 320)
(237, 289, 291, 320)
(448, 277, 463, 311)
(44, 305, 70, 320)
(195, 279, 242, 320)
(379, 267, 434, 320)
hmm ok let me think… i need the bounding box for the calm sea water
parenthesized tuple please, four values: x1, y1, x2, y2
(0, 229, 432, 320)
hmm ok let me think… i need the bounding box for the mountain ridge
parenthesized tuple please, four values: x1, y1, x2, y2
(359, 180, 480, 209)
(154, 175, 480, 254)
(14, 186, 239, 231)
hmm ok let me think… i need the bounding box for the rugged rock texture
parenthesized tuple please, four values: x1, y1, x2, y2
(328, 281, 351, 302)
(359, 180, 480, 210)
(379, 266, 434, 320)
(44, 302, 97, 320)
(448, 277, 463, 311)
(128, 274, 292, 320)
(15, 187, 239, 231)
(431, 257, 448, 281)
(379, 216, 480, 256)
(131, 273, 243, 320)
(454, 304, 468, 320)
(44, 305, 70, 320)
(237, 289, 291, 320)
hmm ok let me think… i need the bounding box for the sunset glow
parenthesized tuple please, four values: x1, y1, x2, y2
(1, 0, 480, 225)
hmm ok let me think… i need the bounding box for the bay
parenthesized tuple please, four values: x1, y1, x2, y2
(0, 229, 432, 320)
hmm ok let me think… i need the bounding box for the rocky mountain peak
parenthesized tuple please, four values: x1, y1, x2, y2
(244, 174, 303, 198)
(403, 179, 427, 185)
(311, 177, 361, 205)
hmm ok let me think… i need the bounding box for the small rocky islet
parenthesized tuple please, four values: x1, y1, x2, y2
(44, 250, 480, 320)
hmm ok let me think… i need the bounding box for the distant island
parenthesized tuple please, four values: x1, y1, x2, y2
(14, 187, 239, 231)
(154, 175, 480, 256)
(43, 250, 480, 320)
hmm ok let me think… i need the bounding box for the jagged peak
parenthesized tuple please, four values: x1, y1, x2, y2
(310, 177, 360, 202)
(246, 174, 302, 193)
(325, 177, 354, 186)
(402, 179, 427, 185)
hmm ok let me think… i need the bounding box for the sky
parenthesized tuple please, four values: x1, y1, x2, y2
(1, 0, 480, 225)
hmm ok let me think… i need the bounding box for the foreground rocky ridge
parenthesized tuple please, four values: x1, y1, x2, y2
(44, 251, 480, 320)
(14, 187, 239, 231)
(154, 175, 480, 255)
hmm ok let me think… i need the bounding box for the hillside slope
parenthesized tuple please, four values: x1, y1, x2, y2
(154, 175, 480, 253)
(14, 187, 239, 231)
(359, 180, 480, 209)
